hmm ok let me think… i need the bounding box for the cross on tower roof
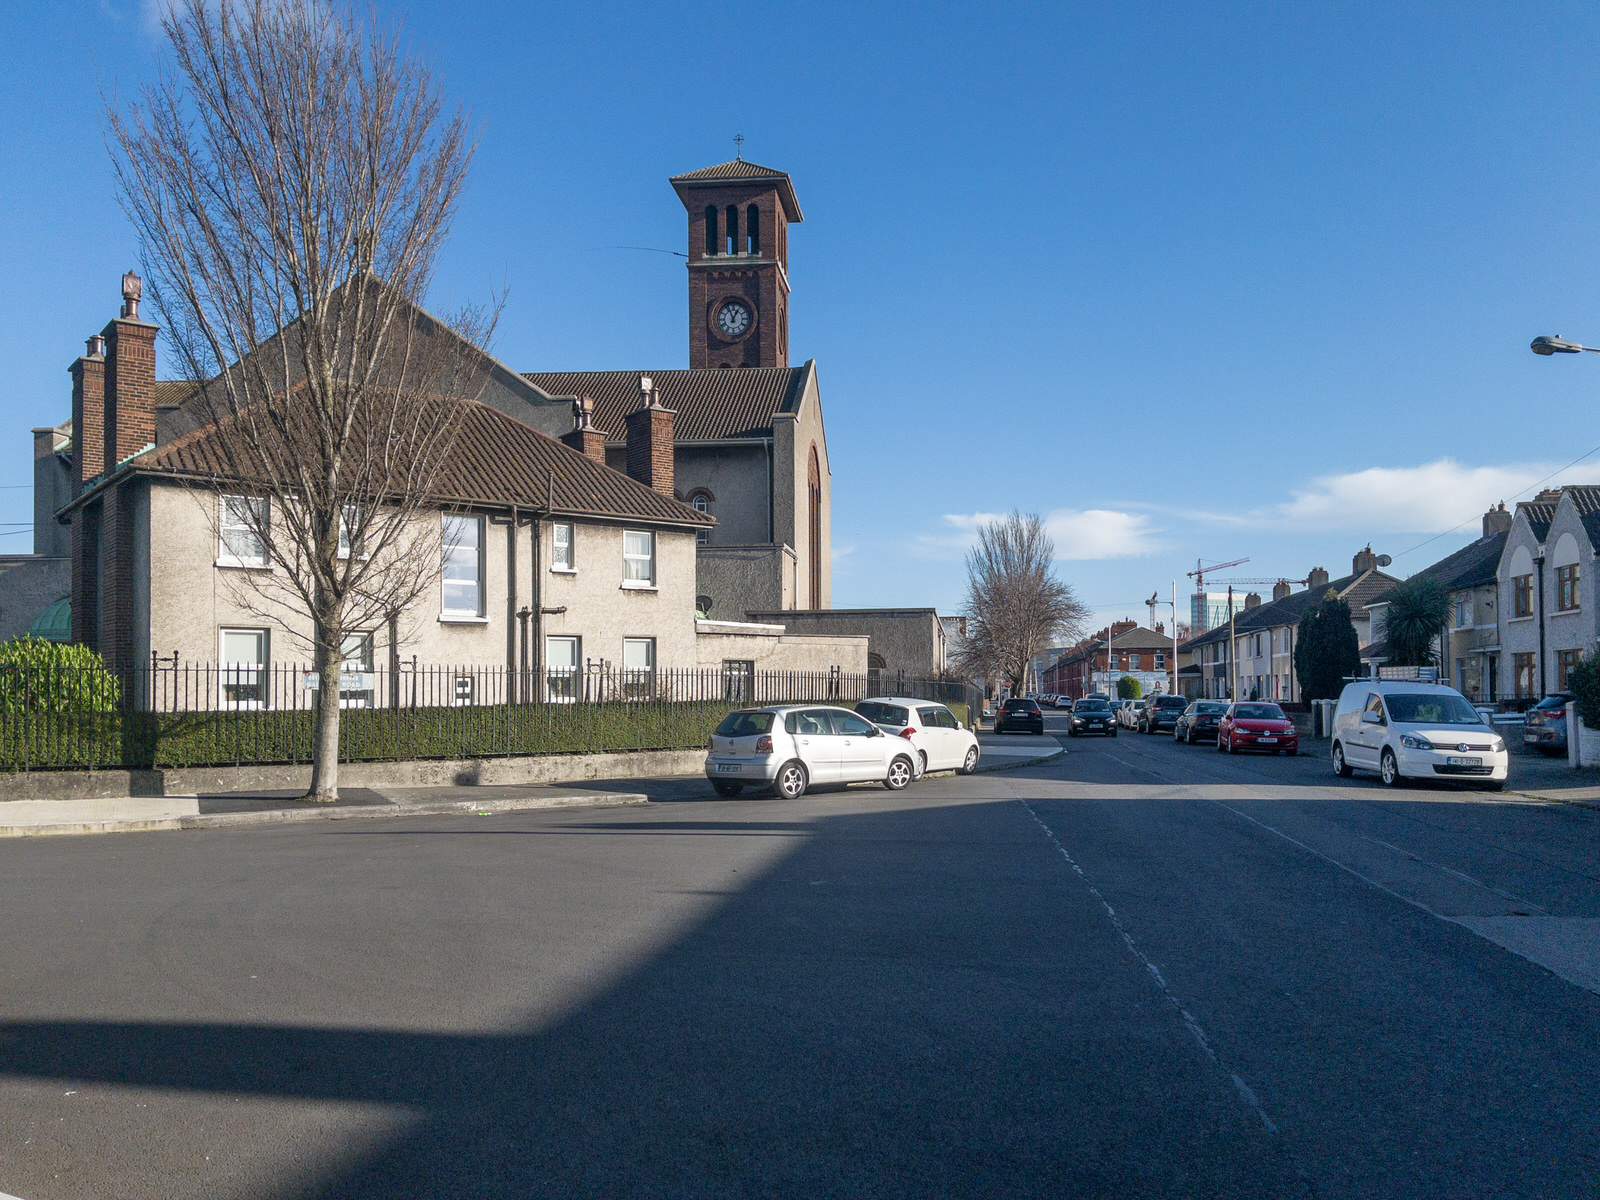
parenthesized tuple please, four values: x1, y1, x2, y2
(733, 132, 744, 159)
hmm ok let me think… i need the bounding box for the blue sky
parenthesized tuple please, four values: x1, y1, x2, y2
(4, 2, 1600, 636)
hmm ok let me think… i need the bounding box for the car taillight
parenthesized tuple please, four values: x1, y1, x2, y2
(756, 735, 773, 754)
(899, 728, 917, 740)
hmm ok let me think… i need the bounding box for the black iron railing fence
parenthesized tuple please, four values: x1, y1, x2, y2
(0, 659, 981, 773)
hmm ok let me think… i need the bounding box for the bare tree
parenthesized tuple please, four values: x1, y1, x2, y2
(956, 511, 1088, 693)
(108, 0, 495, 801)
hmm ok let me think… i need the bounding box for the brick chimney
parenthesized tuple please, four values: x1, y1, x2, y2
(1352, 545, 1378, 575)
(1110, 619, 1138, 637)
(104, 271, 159, 468)
(1307, 566, 1330, 590)
(624, 375, 675, 496)
(69, 333, 107, 488)
(1271, 579, 1291, 601)
(561, 395, 608, 465)
(1483, 502, 1512, 538)
(1244, 592, 1262, 609)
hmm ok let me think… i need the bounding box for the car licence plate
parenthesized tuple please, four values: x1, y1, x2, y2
(1448, 756, 1481, 767)
(716, 763, 741, 773)
(1258, 736, 1276, 743)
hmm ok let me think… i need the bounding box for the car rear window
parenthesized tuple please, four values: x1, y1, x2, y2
(857, 701, 910, 726)
(1195, 702, 1228, 714)
(1005, 700, 1039, 712)
(1156, 696, 1188, 708)
(1234, 704, 1285, 720)
(715, 711, 773, 737)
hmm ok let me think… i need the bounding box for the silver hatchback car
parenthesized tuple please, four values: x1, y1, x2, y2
(705, 705, 920, 798)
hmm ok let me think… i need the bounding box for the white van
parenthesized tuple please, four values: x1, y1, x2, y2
(1330, 679, 1508, 789)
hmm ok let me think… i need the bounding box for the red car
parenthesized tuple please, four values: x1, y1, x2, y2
(1216, 702, 1299, 755)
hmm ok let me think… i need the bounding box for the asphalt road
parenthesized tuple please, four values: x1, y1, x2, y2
(1, 714, 1598, 1198)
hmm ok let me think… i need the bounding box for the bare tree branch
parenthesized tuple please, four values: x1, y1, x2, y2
(956, 511, 1088, 693)
(106, 0, 492, 802)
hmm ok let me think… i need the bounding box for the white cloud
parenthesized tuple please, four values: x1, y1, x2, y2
(928, 509, 1164, 561)
(1172, 458, 1598, 536)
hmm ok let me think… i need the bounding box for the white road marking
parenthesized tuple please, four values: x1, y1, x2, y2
(1019, 798, 1280, 1135)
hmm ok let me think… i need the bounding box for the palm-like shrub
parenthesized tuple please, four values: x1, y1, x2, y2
(1383, 576, 1450, 667)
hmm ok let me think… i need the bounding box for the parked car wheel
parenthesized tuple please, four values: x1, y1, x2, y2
(773, 760, 809, 799)
(1185, 728, 1196, 745)
(1067, 726, 1078, 738)
(1481, 780, 1505, 792)
(1332, 742, 1352, 778)
(1225, 733, 1237, 754)
(960, 746, 979, 775)
(712, 780, 743, 798)
(885, 755, 915, 791)
(1380, 748, 1401, 787)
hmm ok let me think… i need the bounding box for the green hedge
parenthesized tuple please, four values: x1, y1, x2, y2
(1, 700, 734, 772)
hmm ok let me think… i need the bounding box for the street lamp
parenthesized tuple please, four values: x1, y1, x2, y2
(1531, 335, 1599, 356)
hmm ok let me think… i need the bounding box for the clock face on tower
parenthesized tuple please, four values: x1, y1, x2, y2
(714, 298, 753, 340)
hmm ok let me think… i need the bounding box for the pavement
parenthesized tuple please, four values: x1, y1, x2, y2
(2, 707, 1598, 1197)
(0, 732, 1062, 837)
(0, 782, 650, 837)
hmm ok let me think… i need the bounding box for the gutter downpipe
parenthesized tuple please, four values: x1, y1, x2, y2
(1535, 552, 1547, 697)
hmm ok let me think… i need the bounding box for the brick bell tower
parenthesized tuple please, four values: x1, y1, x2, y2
(670, 153, 803, 369)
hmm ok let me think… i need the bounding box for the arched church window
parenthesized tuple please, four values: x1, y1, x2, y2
(746, 204, 760, 254)
(704, 206, 718, 256)
(726, 205, 739, 256)
(807, 444, 822, 608)
(689, 491, 713, 545)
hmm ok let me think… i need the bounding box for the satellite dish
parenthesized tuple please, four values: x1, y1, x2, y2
(1375, 554, 1392, 567)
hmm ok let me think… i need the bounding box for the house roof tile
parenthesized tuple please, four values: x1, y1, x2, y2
(1400, 531, 1507, 595)
(95, 398, 712, 529)
(1181, 568, 1400, 651)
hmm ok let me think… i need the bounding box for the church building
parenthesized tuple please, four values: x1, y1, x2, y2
(524, 157, 831, 622)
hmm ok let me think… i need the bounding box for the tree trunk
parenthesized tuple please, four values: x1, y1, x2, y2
(305, 639, 342, 803)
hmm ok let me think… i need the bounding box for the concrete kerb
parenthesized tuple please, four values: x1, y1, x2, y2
(0, 789, 650, 839)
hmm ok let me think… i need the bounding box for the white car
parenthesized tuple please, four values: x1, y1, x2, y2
(704, 705, 921, 799)
(1330, 679, 1508, 789)
(856, 696, 981, 776)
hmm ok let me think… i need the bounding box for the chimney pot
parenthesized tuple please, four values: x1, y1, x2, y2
(86, 334, 105, 358)
(1482, 502, 1514, 538)
(120, 270, 142, 319)
(561, 395, 607, 465)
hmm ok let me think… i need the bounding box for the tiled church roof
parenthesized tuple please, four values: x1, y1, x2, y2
(668, 159, 803, 220)
(522, 364, 812, 442)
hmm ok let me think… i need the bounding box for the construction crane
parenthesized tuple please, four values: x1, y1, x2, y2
(1186, 557, 1249, 590)
(1210, 576, 1309, 589)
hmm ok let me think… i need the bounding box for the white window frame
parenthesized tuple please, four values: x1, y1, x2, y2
(622, 636, 656, 698)
(691, 495, 711, 545)
(339, 631, 375, 708)
(546, 635, 580, 702)
(441, 513, 486, 620)
(337, 505, 370, 561)
(622, 529, 656, 588)
(217, 495, 268, 569)
(1154, 652, 1165, 669)
(551, 522, 575, 572)
(219, 627, 269, 710)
